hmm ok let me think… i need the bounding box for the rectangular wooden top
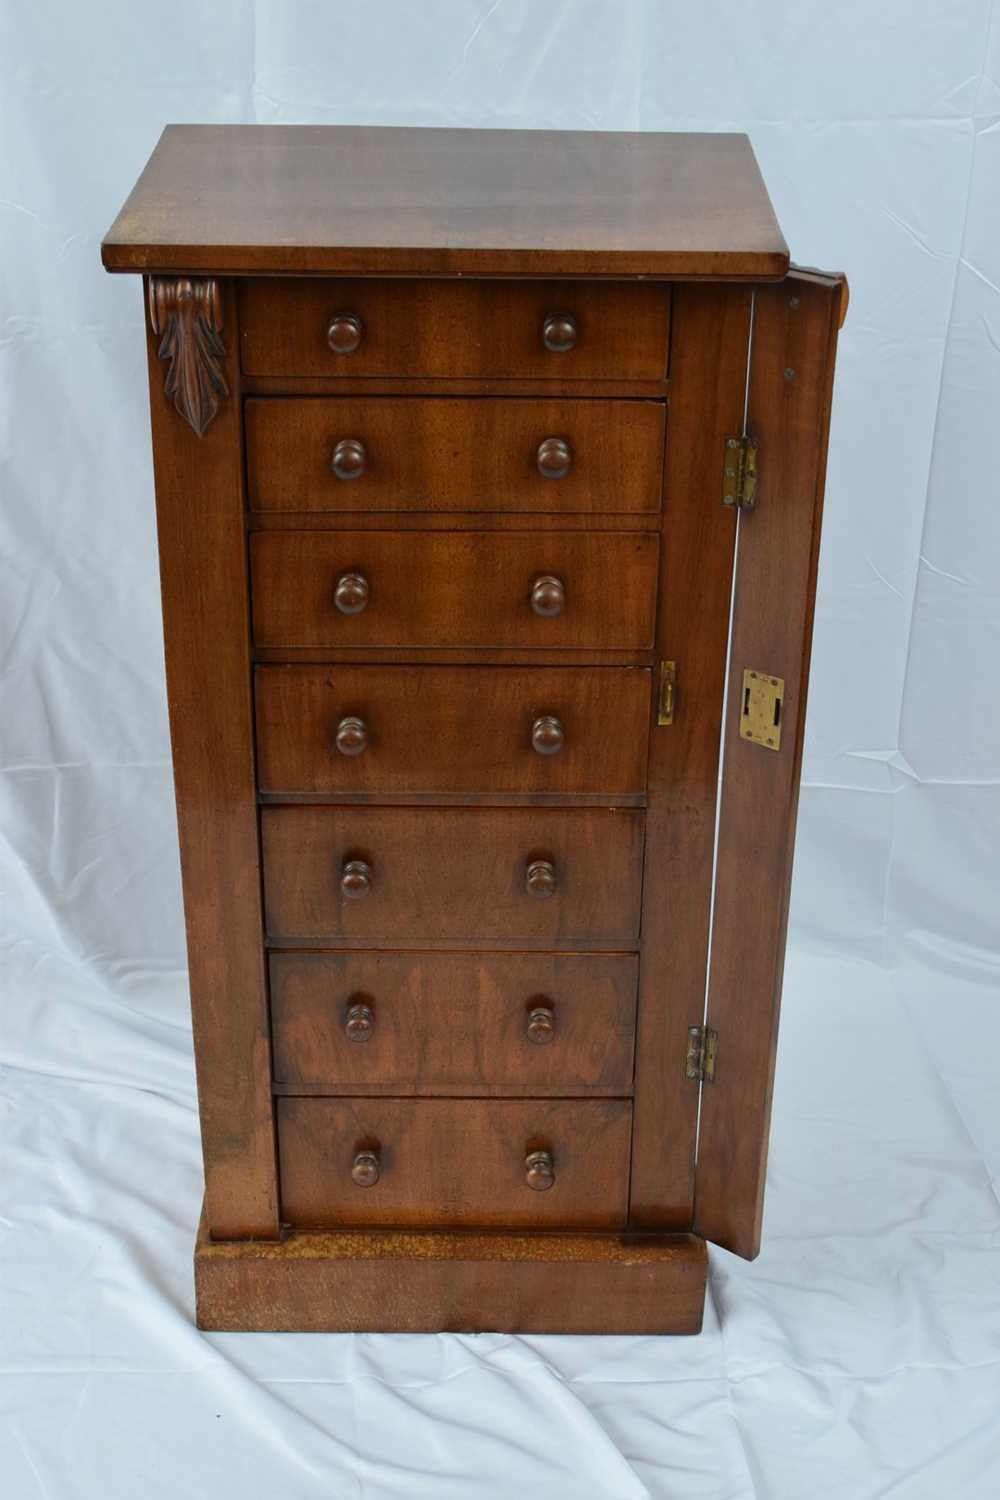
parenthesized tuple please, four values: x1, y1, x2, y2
(102, 125, 788, 280)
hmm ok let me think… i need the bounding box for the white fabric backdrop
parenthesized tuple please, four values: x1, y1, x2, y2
(2, 3, 999, 1495)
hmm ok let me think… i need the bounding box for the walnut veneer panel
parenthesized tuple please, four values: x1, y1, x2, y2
(103, 125, 788, 279)
(277, 1097, 632, 1230)
(250, 531, 659, 652)
(261, 805, 645, 947)
(270, 951, 638, 1095)
(255, 665, 651, 800)
(240, 282, 670, 381)
(245, 396, 665, 513)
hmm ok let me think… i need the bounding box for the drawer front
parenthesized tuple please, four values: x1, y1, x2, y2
(239, 278, 670, 381)
(261, 806, 644, 945)
(246, 397, 664, 515)
(251, 531, 659, 651)
(271, 952, 638, 1094)
(277, 1097, 632, 1229)
(255, 665, 651, 799)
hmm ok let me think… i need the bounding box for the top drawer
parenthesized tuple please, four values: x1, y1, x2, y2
(238, 279, 670, 381)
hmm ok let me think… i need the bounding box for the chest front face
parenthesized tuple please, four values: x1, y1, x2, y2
(103, 126, 844, 1335)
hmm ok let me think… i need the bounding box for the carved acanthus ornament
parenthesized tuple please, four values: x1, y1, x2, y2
(148, 278, 228, 437)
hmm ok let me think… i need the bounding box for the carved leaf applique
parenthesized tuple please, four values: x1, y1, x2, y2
(149, 278, 229, 437)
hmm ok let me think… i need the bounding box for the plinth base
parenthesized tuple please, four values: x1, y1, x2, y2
(194, 1208, 708, 1335)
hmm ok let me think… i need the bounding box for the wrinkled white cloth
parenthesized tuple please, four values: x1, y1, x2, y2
(3, 1, 1000, 1494)
(3, 952, 999, 1498)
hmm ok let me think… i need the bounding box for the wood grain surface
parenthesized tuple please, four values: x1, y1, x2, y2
(245, 395, 665, 514)
(254, 664, 650, 800)
(277, 1097, 632, 1229)
(143, 278, 278, 1239)
(240, 279, 670, 380)
(194, 1210, 708, 1334)
(261, 805, 645, 946)
(269, 950, 638, 1095)
(695, 270, 845, 1259)
(103, 125, 788, 279)
(628, 284, 751, 1228)
(250, 530, 659, 651)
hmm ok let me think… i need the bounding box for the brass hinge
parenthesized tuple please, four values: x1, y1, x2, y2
(686, 1025, 717, 1083)
(722, 435, 758, 510)
(657, 660, 676, 725)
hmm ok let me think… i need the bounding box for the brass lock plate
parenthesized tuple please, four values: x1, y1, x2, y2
(739, 669, 784, 750)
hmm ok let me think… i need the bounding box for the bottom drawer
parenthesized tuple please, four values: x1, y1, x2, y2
(277, 1097, 632, 1230)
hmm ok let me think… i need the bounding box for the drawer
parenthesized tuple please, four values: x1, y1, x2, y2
(238, 278, 670, 381)
(250, 531, 659, 651)
(270, 952, 638, 1094)
(245, 397, 664, 515)
(261, 806, 644, 945)
(255, 665, 651, 799)
(277, 1097, 632, 1229)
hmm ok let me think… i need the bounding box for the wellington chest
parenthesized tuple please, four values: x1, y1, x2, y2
(103, 124, 845, 1334)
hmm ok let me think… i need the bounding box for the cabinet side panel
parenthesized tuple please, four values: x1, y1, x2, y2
(628, 285, 750, 1226)
(144, 276, 278, 1238)
(695, 272, 844, 1258)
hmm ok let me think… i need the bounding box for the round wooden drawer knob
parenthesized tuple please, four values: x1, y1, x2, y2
(525, 1148, 555, 1191)
(525, 858, 557, 899)
(335, 716, 368, 756)
(542, 313, 578, 353)
(334, 570, 370, 615)
(530, 575, 565, 618)
(331, 438, 368, 480)
(526, 1003, 556, 1045)
(531, 714, 564, 756)
(351, 1148, 380, 1187)
(536, 437, 573, 480)
(341, 858, 373, 899)
(345, 999, 375, 1042)
(327, 313, 365, 355)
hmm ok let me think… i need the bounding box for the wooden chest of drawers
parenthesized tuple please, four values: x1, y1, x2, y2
(103, 125, 844, 1335)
